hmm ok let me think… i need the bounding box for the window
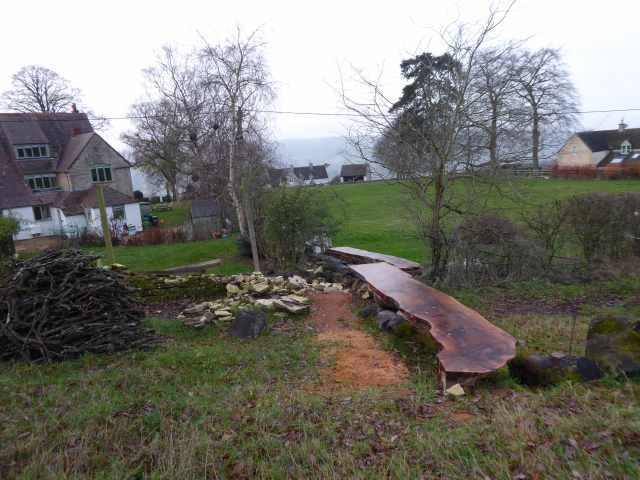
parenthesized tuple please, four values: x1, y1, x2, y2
(26, 175, 57, 191)
(621, 141, 632, 155)
(112, 205, 125, 220)
(33, 205, 51, 221)
(91, 166, 112, 183)
(16, 144, 48, 159)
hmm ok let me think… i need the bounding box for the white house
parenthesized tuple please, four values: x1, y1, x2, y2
(0, 111, 142, 251)
(270, 164, 330, 186)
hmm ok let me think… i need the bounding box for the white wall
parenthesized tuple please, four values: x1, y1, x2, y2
(86, 203, 142, 235)
(124, 203, 142, 233)
(3, 205, 64, 240)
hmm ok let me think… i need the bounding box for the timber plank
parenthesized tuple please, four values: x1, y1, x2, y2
(350, 262, 516, 375)
(328, 247, 422, 273)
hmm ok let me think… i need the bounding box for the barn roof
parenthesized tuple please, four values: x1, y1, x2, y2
(340, 163, 368, 177)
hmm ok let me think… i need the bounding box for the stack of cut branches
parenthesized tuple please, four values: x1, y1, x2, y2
(0, 250, 162, 362)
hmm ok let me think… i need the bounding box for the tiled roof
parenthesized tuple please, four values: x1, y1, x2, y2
(0, 144, 33, 209)
(54, 186, 137, 216)
(340, 163, 368, 177)
(292, 165, 328, 180)
(576, 128, 640, 152)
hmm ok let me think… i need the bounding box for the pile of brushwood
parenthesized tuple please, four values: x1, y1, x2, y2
(0, 250, 161, 362)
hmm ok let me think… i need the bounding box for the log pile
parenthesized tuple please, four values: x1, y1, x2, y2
(0, 250, 162, 362)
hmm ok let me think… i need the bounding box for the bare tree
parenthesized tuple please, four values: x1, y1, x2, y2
(343, 4, 517, 281)
(200, 27, 275, 240)
(469, 46, 526, 168)
(2, 65, 82, 113)
(122, 100, 188, 200)
(515, 48, 579, 169)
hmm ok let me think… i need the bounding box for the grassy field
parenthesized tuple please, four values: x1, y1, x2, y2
(150, 201, 192, 228)
(1, 279, 639, 478)
(105, 178, 640, 271)
(85, 237, 252, 275)
(329, 178, 640, 262)
(3, 178, 639, 477)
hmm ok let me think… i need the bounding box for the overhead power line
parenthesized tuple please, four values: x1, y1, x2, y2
(0, 106, 640, 123)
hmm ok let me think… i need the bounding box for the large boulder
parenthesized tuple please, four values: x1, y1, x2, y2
(509, 352, 604, 386)
(585, 315, 640, 376)
(229, 308, 268, 339)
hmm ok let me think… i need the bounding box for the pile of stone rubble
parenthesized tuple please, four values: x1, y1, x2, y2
(178, 271, 344, 328)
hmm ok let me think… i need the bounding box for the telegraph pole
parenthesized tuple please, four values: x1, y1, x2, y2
(96, 184, 115, 265)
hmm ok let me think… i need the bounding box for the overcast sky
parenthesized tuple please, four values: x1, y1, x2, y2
(1, 0, 638, 149)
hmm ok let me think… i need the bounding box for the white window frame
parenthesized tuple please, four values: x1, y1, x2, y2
(621, 141, 632, 155)
(16, 144, 49, 159)
(91, 165, 113, 183)
(33, 205, 51, 222)
(112, 205, 125, 220)
(26, 175, 57, 191)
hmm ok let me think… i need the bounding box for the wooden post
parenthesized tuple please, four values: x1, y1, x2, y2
(96, 184, 115, 266)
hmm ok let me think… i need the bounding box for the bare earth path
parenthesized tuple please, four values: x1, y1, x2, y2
(307, 292, 409, 392)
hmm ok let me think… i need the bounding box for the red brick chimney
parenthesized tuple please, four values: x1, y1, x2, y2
(72, 127, 81, 136)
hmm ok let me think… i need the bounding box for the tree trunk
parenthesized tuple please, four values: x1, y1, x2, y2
(489, 102, 498, 168)
(429, 169, 447, 282)
(228, 103, 248, 237)
(531, 110, 540, 170)
(244, 194, 261, 272)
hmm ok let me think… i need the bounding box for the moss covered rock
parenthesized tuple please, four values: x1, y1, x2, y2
(586, 315, 640, 376)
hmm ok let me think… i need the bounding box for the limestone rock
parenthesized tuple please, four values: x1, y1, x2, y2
(446, 384, 465, 397)
(183, 311, 215, 328)
(226, 283, 240, 295)
(252, 282, 270, 294)
(255, 299, 278, 310)
(281, 294, 310, 305)
(287, 275, 307, 289)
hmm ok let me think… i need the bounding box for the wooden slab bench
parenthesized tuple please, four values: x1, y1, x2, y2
(327, 247, 422, 274)
(350, 262, 516, 386)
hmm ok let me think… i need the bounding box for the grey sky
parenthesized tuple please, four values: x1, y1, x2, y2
(1, 0, 638, 150)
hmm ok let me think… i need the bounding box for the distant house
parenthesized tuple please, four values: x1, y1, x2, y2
(0, 112, 142, 251)
(270, 164, 329, 186)
(340, 163, 369, 183)
(555, 121, 640, 176)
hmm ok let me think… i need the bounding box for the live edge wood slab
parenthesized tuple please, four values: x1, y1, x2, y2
(327, 247, 422, 274)
(349, 262, 516, 387)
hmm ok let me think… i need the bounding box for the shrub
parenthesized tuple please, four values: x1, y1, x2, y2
(520, 200, 570, 267)
(564, 193, 640, 262)
(447, 214, 543, 286)
(263, 187, 339, 270)
(0, 217, 19, 275)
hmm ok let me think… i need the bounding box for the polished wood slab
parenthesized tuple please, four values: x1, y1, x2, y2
(350, 262, 516, 376)
(328, 246, 422, 273)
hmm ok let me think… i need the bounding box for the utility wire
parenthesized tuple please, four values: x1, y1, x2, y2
(1, 107, 640, 123)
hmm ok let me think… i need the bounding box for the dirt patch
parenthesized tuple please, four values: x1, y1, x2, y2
(307, 292, 409, 393)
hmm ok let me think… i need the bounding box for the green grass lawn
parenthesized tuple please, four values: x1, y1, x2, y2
(86, 237, 251, 275)
(4, 179, 640, 477)
(1, 288, 639, 478)
(327, 178, 640, 262)
(151, 201, 191, 228)
(81, 178, 640, 271)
